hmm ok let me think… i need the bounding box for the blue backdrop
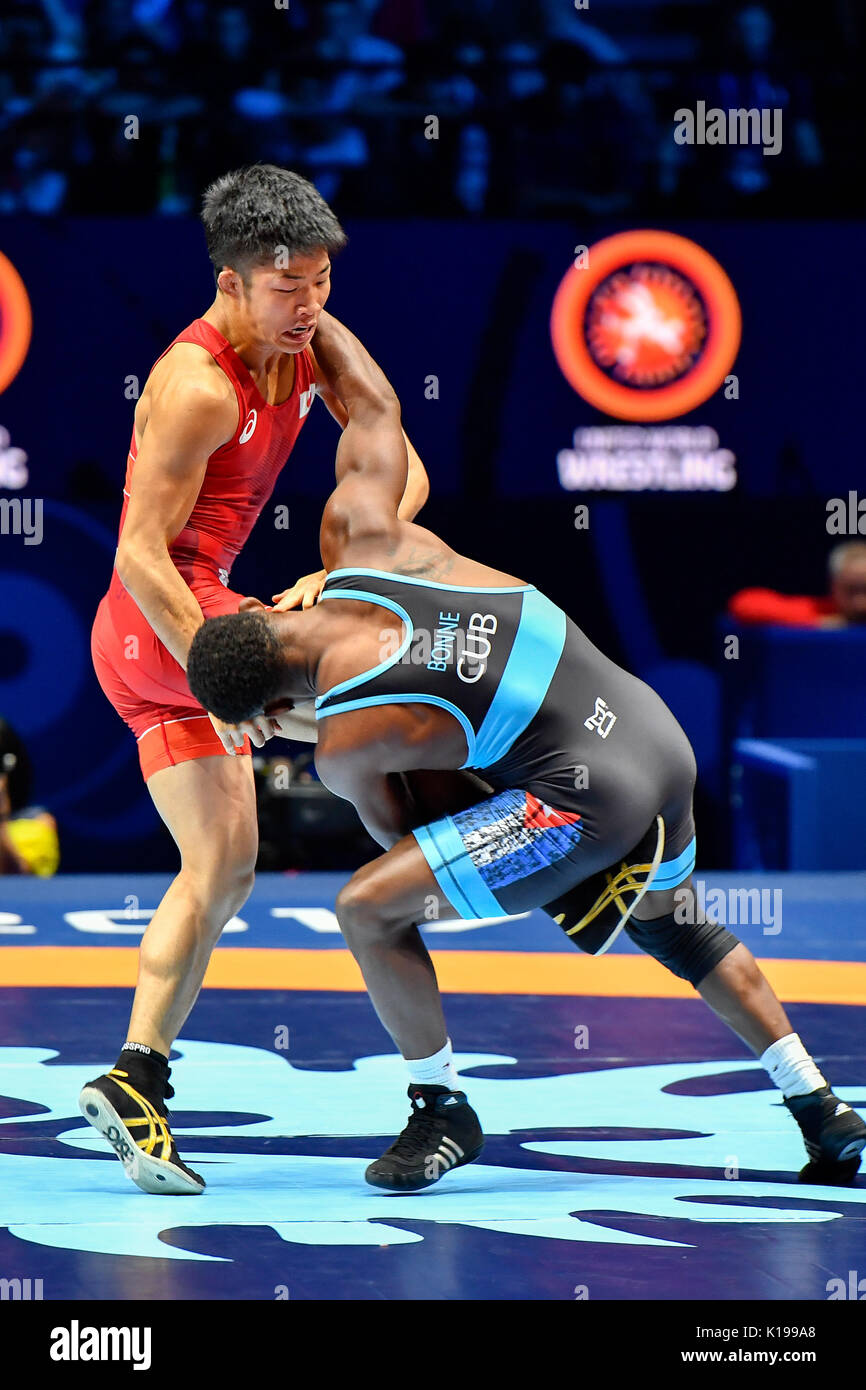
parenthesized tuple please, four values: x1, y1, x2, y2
(1, 217, 862, 870)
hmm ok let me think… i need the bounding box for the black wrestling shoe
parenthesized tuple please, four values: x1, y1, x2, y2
(785, 1085, 866, 1186)
(365, 1085, 484, 1191)
(79, 1066, 205, 1195)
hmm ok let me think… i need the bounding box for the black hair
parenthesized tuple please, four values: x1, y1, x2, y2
(201, 164, 347, 286)
(187, 612, 288, 725)
(0, 717, 32, 812)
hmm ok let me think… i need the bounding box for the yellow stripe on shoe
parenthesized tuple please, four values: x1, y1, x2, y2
(554, 816, 666, 956)
(105, 1075, 173, 1160)
(78, 1077, 205, 1195)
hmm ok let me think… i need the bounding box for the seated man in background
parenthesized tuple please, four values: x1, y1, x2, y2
(728, 540, 866, 628)
(0, 717, 60, 876)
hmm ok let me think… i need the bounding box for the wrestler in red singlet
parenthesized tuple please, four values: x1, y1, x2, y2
(91, 319, 315, 780)
(79, 167, 429, 1198)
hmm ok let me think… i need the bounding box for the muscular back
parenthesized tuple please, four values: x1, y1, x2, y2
(312, 529, 530, 790)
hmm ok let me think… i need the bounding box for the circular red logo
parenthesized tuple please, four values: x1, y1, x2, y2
(0, 250, 32, 395)
(551, 231, 741, 421)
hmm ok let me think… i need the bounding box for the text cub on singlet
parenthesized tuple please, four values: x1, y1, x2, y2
(427, 611, 498, 684)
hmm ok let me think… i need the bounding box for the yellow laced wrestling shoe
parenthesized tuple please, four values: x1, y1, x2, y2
(78, 1067, 205, 1195)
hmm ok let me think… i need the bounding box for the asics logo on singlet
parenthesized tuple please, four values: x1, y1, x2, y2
(239, 409, 257, 443)
(457, 613, 498, 685)
(299, 386, 315, 418)
(584, 697, 617, 738)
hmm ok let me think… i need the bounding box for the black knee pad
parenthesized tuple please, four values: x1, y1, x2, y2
(624, 909, 740, 988)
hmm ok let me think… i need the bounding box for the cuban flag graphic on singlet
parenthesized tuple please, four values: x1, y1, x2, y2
(523, 795, 581, 833)
(454, 791, 582, 892)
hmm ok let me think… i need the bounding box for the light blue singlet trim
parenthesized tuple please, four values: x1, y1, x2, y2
(651, 835, 697, 891)
(323, 566, 533, 595)
(316, 692, 476, 761)
(314, 587, 476, 757)
(315, 578, 567, 774)
(314, 589, 413, 707)
(471, 589, 567, 769)
(414, 819, 503, 919)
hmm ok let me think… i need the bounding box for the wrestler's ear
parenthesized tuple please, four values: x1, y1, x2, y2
(264, 699, 295, 715)
(238, 595, 269, 613)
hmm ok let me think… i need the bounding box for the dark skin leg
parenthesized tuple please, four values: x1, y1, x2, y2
(696, 946, 793, 1054)
(631, 877, 793, 1054)
(337, 855, 795, 1062)
(335, 837, 458, 1060)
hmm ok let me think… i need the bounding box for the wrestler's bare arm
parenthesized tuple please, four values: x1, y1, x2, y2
(317, 756, 413, 851)
(116, 358, 237, 670)
(308, 336, 429, 521)
(311, 313, 424, 577)
(270, 331, 428, 617)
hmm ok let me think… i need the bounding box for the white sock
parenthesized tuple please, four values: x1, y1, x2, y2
(761, 1033, 826, 1099)
(406, 1037, 460, 1091)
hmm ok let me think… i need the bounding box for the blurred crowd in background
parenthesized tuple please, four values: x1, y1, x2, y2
(1, 0, 862, 217)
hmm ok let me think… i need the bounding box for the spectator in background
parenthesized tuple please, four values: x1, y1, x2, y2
(0, 119, 69, 213)
(0, 717, 60, 876)
(285, 0, 404, 205)
(1, 0, 860, 217)
(728, 541, 866, 628)
(659, 3, 822, 214)
(36, 0, 86, 61)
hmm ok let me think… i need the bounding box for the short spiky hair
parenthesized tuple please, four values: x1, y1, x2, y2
(187, 612, 287, 724)
(201, 164, 347, 283)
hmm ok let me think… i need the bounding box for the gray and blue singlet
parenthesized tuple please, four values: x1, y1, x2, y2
(316, 567, 697, 919)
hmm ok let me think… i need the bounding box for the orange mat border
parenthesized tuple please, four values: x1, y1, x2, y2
(1, 947, 865, 1003)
